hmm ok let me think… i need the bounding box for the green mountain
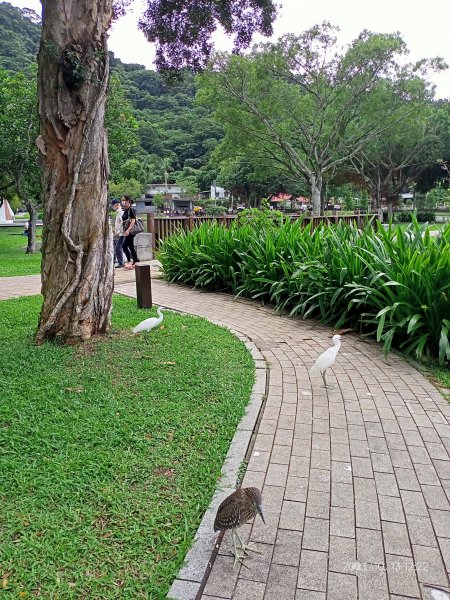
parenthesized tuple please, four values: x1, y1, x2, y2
(0, 2, 221, 178)
(0, 2, 40, 72)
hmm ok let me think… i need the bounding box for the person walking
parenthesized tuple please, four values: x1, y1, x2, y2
(121, 195, 139, 268)
(111, 199, 128, 268)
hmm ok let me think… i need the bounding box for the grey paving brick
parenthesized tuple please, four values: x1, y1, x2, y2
(354, 477, 378, 503)
(265, 463, 289, 487)
(297, 550, 328, 591)
(328, 535, 356, 573)
(272, 529, 302, 567)
(242, 468, 266, 489)
(270, 444, 291, 465)
(330, 506, 355, 538)
(233, 579, 266, 600)
(351, 456, 374, 478)
(394, 467, 421, 491)
(279, 500, 306, 531)
(437, 536, 450, 572)
(356, 527, 384, 564)
(367, 435, 389, 454)
(305, 490, 330, 519)
(355, 500, 381, 529)
(202, 555, 240, 598)
(433, 459, 450, 480)
(425, 442, 449, 460)
(331, 460, 353, 484)
(401, 489, 429, 516)
(371, 452, 394, 473)
(415, 463, 442, 486)
(248, 450, 270, 472)
(412, 545, 449, 587)
(406, 513, 439, 547)
(421, 484, 450, 510)
(385, 432, 408, 451)
(308, 468, 331, 492)
(374, 472, 400, 497)
(264, 563, 298, 600)
(285, 476, 308, 502)
(385, 554, 421, 598)
(253, 433, 274, 452)
(356, 568, 390, 600)
(289, 455, 311, 478)
(408, 445, 432, 464)
(331, 482, 354, 508)
(379, 494, 406, 523)
(382, 521, 412, 556)
(430, 509, 450, 538)
(239, 542, 273, 583)
(302, 517, 329, 551)
(327, 572, 357, 600)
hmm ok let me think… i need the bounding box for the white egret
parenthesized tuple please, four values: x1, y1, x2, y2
(310, 334, 342, 387)
(133, 307, 165, 340)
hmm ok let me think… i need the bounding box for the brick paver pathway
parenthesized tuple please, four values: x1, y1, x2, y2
(1, 274, 449, 599)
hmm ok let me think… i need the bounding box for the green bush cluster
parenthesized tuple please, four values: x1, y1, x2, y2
(395, 211, 436, 223)
(159, 219, 450, 363)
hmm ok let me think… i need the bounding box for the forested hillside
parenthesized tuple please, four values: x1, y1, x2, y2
(0, 2, 221, 187)
(0, 3, 40, 72)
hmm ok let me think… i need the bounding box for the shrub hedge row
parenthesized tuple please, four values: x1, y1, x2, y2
(159, 219, 450, 363)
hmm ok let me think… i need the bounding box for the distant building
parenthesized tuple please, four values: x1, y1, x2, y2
(210, 184, 229, 200)
(136, 183, 195, 213)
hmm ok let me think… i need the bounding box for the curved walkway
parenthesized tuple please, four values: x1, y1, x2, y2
(1, 274, 450, 600)
(114, 279, 450, 600)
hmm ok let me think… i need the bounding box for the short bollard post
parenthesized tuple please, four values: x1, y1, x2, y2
(135, 263, 152, 309)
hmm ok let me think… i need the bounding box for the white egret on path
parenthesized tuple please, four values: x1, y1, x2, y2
(310, 334, 342, 388)
(133, 307, 165, 340)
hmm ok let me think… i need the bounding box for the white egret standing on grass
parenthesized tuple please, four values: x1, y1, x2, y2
(133, 307, 165, 341)
(310, 334, 342, 387)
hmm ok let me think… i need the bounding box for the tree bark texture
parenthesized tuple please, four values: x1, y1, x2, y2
(36, 1, 114, 344)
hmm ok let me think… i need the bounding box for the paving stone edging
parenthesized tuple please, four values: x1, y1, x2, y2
(167, 328, 268, 600)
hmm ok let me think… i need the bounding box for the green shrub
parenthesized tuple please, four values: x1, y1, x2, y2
(394, 211, 413, 223)
(416, 210, 436, 223)
(158, 219, 450, 363)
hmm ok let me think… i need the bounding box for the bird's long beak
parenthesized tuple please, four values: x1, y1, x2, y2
(257, 506, 265, 524)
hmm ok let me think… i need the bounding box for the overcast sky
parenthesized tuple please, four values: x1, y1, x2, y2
(5, 0, 450, 98)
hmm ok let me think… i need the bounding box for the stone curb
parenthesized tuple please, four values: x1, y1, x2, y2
(167, 328, 268, 600)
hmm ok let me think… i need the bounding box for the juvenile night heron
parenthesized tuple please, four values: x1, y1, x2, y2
(310, 334, 342, 388)
(214, 487, 265, 567)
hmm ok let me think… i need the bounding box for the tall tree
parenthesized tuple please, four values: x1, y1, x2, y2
(0, 66, 41, 253)
(198, 24, 446, 214)
(36, 0, 277, 344)
(347, 105, 446, 209)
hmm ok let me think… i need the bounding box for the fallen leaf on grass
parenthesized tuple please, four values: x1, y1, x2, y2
(65, 387, 84, 393)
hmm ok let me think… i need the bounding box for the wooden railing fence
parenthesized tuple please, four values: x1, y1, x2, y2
(146, 212, 380, 251)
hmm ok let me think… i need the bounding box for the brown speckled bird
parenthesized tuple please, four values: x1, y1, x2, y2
(214, 487, 265, 566)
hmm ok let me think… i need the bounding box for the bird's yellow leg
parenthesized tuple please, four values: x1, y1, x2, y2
(235, 530, 261, 556)
(231, 530, 249, 568)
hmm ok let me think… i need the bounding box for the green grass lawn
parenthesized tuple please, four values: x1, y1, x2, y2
(0, 295, 255, 598)
(0, 227, 42, 276)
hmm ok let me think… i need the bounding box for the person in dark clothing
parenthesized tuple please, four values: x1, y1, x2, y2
(121, 195, 139, 268)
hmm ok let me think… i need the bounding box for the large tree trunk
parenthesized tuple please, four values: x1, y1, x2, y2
(36, 1, 114, 344)
(310, 175, 322, 216)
